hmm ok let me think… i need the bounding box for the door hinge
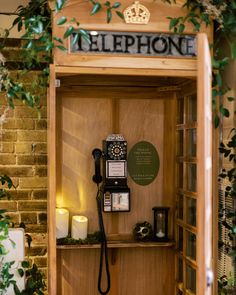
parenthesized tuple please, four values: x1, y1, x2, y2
(55, 79, 60, 88)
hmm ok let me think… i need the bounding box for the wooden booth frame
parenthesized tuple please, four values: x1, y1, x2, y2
(48, 1, 216, 295)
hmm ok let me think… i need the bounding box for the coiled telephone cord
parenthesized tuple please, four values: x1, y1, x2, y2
(96, 185, 111, 295)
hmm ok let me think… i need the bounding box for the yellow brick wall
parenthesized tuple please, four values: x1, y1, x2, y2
(0, 41, 48, 276)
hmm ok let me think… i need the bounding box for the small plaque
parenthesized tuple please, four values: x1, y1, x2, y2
(128, 141, 159, 186)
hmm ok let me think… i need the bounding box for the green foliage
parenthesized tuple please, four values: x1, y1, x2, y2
(0, 175, 15, 294)
(13, 263, 46, 295)
(56, 231, 103, 245)
(0, 175, 14, 199)
(89, 0, 123, 23)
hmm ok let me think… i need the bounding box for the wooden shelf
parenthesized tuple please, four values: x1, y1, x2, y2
(57, 240, 175, 250)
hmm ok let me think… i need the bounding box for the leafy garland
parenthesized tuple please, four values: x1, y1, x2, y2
(0, 0, 236, 293)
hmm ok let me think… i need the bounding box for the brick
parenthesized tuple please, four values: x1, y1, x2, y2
(3, 118, 34, 130)
(18, 200, 47, 211)
(0, 154, 16, 165)
(19, 177, 47, 189)
(25, 224, 47, 233)
(26, 246, 47, 257)
(35, 119, 47, 130)
(35, 166, 47, 177)
(38, 268, 47, 280)
(0, 131, 17, 141)
(6, 212, 20, 224)
(32, 143, 47, 154)
(17, 155, 47, 165)
(10, 190, 32, 200)
(15, 142, 32, 154)
(14, 106, 47, 119)
(21, 212, 37, 224)
(18, 130, 47, 142)
(38, 212, 47, 224)
(30, 233, 47, 245)
(0, 201, 17, 212)
(33, 257, 47, 268)
(0, 105, 14, 117)
(0, 166, 34, 177)
(32, 190, 47, 200)
(0, 142, 14, 153)
(10, 178, 19, 188)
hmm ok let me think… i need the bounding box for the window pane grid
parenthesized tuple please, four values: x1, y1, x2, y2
(175, 92, 197, 295)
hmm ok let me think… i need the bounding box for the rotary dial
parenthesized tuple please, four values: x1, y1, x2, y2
(108, 142, 126, 160)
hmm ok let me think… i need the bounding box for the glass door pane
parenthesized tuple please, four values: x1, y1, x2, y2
(186, 231, 196, 261)
(187, 94, 197, 123)
(186, 264, 196, 294)
(186, 129, 196, 157)
(186, 197, 196, 227)
(186, 163, 197, 192)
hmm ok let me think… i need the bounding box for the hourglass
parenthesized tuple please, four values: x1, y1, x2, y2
(152, 207, 169, 241)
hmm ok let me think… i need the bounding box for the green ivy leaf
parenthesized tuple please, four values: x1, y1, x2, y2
(79, 29, 91, 44)
(227, 96, 235, 102)
(112, 2, 121, 9)
(105, 1, 111, 7)
(178, 23, 185, 33)
(55, 0, 65, 12)
(116, 11, 124, 19)
(18, 268, 24, 277)
(72, 33, 80, 46)
(90, 2, 102, 15)
(214, 114, 220, 128)
(220, 106, 230, 118)
(57, 16, 67, 26)
(216, 73, 222, 87)
(64, 26, 74, 39)
(56, 45, 67, 51)
(22, 260, 30, 268)
(169, 18, 179, 30)
(107, 9, 112, 23)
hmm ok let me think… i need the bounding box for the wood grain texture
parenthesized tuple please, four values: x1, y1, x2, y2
(57, 247, 175, 295)
(53, 83, 176, 294)
(197, 33, 213, 295)
(48, 65, 57, 295)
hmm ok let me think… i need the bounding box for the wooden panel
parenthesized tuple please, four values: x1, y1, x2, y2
(54, 55, 197, 71)
(163, 94, 177, 239)
(197, 33, 212, 295)
(57, 247, 175, 295)
(51, 0, 211, 38)
(48, 65, 57, 295)
(51, 0, 212, 68)
(118, 98, 164, 234)
(56, 66, 197, 78)
(54, 83, 176, 295)
(59, 74, 188, 87)
(57, 96, 113, 232)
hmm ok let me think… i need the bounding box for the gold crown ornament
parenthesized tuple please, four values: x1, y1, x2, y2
(124, 1, 150, 25)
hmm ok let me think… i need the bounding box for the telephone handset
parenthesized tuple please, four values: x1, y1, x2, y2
(92, 135, 130, 295)
(92, 148, 103, 184)
(92, 134, 130, 212)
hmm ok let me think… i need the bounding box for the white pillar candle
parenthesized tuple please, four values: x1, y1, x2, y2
(56, 208, 69, 239)
(71, 216, 88, 240)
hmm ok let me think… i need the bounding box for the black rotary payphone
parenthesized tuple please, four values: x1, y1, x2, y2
(92, 134, 130, 212)
(92, 134, 130, 295)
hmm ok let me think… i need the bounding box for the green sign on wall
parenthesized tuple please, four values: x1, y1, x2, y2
(128, 141, 160, 186)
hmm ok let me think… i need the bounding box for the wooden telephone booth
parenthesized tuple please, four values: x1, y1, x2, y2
(48, 1, 214, 294)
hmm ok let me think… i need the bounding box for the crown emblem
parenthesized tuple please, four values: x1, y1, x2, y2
(124, 1, 150, 25)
